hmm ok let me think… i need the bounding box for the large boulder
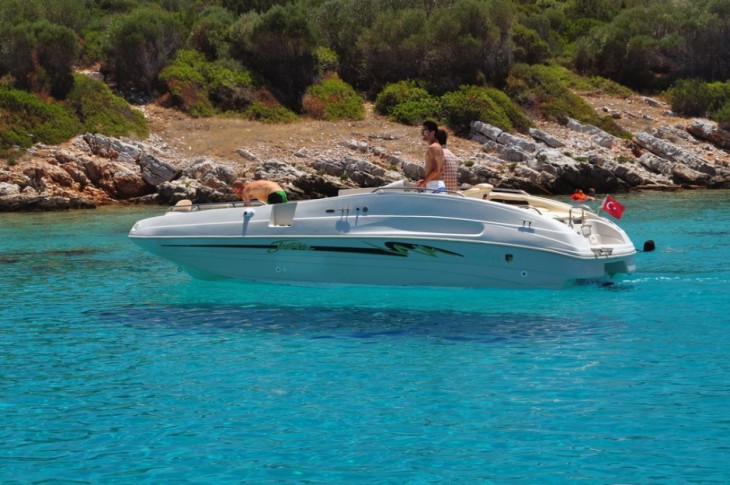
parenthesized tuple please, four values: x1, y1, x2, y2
(687, 120, 730, 149)
(182, 158, 236, 190)
(529, 128, 565, 148)
(79, 158, 151, 199)
(82, 133, 142, 163)
(635, 132, 716, 175)
(0, 182, 21, 197)
(155, 176, 231, 204)
(138, 153, 180, 186)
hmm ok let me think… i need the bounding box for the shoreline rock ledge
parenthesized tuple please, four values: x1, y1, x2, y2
(1, 116, 729, 212)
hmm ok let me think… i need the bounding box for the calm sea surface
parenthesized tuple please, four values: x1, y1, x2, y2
(1, 191, 729, 484)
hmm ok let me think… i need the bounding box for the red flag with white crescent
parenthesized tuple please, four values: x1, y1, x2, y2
(601, 195, 625, 219)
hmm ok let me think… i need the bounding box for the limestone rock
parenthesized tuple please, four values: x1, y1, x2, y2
(529, 128, 565, 148)
(687, 120, 730, 149)
(0, 182, 21, 197)
(236, 148, 258, 161)
(635, 132, 716, 175)
(182, 158, 236, 191)
(138, 153, 180, 186)
(83, 133, 142, 163)
(470, 121, 503, 141)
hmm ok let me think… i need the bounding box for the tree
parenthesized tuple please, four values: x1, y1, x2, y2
(572, 3, 685, 90)
(423, 0, 514, 92)
(189, 6, 236, 60)
(102, 6, 185, 96)
(0, 20, 79, 98)
(356, 8, 427, 95)
(230, 3, 317, 110)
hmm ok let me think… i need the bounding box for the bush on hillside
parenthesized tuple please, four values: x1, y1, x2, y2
(160, 50, 256, 116)
(389, 98, 443, 126)
(712, 100, 730, 131)
(314, 46, 339, 79)
(666, 79, 713, 117)
(507, 63, 626, 137)
(543, 64, 632, 97)
(441, 85, 529, 135)
(478, 86, 533, 133)
(243, 100, 298, 123)
(65, 74, 148, 138)
(0, 84, 80, 154)
(302, 75, 364, 121)
(374, 81, 441, 125)
(667, 78, 730, 122)
(205, 59, 257, 112)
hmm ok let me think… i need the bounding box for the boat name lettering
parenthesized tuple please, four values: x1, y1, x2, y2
(268, 240, 313, 253)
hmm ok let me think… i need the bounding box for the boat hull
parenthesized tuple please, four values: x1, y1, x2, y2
(131, 234, 635, 289)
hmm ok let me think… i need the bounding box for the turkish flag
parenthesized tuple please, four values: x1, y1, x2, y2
(601, 195, 625, 219)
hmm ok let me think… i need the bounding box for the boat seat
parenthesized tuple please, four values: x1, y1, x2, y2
(460, 183, 494, 199)
(172, 199, 193, 212)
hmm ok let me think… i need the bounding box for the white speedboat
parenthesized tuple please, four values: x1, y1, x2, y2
(128, 184, 636, 289)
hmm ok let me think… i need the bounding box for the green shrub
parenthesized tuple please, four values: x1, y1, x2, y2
(302, 75, 364, 121)
(389, 98, 442, 126)
(314, 46, 339, 78)
(160, 50, 256, 116)
(507, 63, 626, 137)
(480, 86, 533, 133)
(545, 64, 633, 97)
(440, 85, 532, 135)
(0, 84, 80, 152)
(204, 59, 255, 112)
(374, 80, 441, 124)
(667, 79, 712, 117)
(667, 79, 730, 122)
(159, 50, 213, 117)
(65, 74, 148, 138)
(375, 81, 431, 116)
(243, 101, 298, 123)
(712, 100, 730, 131)
(706, 81, 730, 112)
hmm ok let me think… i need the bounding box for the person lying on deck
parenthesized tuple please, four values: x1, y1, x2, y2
(232, 179, 288, 206)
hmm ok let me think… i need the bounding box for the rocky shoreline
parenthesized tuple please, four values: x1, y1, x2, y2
(1, 97, 729, 212)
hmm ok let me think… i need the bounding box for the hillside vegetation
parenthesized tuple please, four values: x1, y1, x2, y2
(2, 0, 730, 161)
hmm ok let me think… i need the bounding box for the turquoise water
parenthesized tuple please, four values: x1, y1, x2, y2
(1, 191, 729, 483)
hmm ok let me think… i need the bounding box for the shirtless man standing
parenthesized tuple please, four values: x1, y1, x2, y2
(416, 120, 445, 191)
(232, 179, 288, 206)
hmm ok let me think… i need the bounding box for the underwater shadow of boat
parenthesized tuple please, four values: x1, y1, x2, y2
(92, 304, 614, 344)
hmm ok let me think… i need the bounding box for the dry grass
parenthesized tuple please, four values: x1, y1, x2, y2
(140, 103, 481, 166)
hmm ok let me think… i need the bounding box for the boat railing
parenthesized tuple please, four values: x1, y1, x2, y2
(168, 199, 263, 212)
(568, 206, 585, 228)
(372, 187, 465, 196)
